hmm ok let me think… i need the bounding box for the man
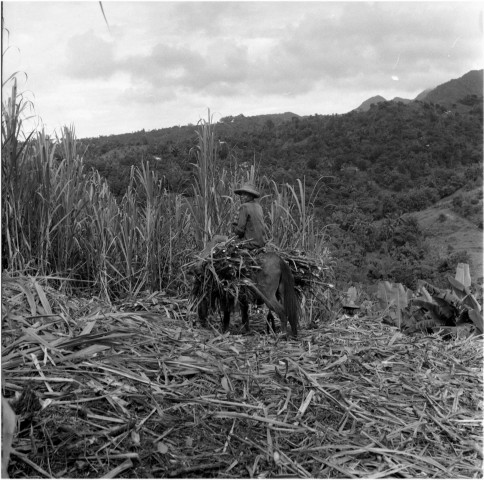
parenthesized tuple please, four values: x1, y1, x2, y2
(232, 182, 267, 249)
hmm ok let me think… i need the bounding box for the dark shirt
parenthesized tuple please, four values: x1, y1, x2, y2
(233, 199, 267, 248)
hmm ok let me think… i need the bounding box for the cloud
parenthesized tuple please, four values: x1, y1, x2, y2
(241, 2, 483, 97)
(65, 30, 116, 79)
(170, 2, 269, 36)
(63, 2, 483, 106)
(7, 1, 482, 137)
(122, 83, 176, 104)
(118, 39, 250, 98)
(183, 40, 250, 92)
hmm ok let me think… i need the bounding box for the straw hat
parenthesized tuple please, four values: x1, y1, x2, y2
(234, 182, 260, 198)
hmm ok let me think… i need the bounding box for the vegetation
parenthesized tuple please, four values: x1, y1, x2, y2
(78, 97, 482, 288)
(1, 86, 330, 301)
(2, 67, 482, 480)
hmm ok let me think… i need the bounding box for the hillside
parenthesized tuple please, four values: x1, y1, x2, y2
(220, 112, 301, 128)
(421, 69, 483, 108)
(392, 96, 412, 104)
(415, 88, 434, 101)
(353, 95, 387, 112)
(354, 95, 412, 112)
(77, 70, 483, 289)
(353, 69, 483, 113)
(410, 185, 483, 284)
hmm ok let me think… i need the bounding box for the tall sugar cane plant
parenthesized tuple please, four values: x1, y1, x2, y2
(2, 76, 331, 299)
(2, 79, 35, 271)
(134, 161, 193, 294)
(188, 110, 235, 248)
(80, 170, 120, 298)
(264, 177, 329, 257)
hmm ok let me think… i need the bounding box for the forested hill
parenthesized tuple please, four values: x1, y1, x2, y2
(79, 78, 482, 287)
(81, 95, 482, 222)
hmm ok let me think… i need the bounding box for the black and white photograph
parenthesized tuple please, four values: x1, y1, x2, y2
(2, 1, 483, 478)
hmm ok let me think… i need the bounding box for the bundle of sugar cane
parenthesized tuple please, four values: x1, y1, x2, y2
(188, 238, 331, 305)
(274, 247, 330, 293)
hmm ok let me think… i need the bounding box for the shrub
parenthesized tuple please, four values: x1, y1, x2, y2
(437, 251, 471, 275)
(452, 194, 463, 208)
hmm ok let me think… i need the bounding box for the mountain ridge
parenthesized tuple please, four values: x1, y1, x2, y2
(81, 69, 482, 140)
(422, 69, 483, 106)
(353, 69, 483, 113)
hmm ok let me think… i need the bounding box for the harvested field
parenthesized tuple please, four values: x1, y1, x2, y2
(2, 275, 483, 478)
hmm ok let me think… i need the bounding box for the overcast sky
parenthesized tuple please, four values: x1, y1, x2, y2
(3, 1, 483, 138)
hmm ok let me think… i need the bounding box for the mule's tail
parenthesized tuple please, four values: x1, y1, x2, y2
(280, 259, 299, 337)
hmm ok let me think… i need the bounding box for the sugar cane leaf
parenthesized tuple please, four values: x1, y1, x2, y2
(29, 277, 53, 315)
(13, 279, 37, 316)
(221, 377, 231, 392)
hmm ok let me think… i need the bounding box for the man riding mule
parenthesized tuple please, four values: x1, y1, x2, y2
(191, 182, 299, 338)
(232, 182, 267, 249)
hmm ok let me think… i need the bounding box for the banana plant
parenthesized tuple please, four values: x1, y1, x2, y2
(401, 278, 482, 335)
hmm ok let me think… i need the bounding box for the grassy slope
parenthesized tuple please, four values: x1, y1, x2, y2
(411, 185, 483, 285)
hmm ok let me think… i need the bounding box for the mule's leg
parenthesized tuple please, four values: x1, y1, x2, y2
(264, 297, 287, 335)
(198, 299, 208, 327)
(275, 282, 297, 338)
(256, 272, 291, 337)
(221, 297, 231, 333)
(222, 309, 231, 333)
(253, 253, 299, 339)
(278, 260, 299, 338)
(261, 254, 299, 338)
(256, 270, 288, 335)
(254, 294, 287, 335)
(275, 281, 288, 336)
(240, 298, 250, 333)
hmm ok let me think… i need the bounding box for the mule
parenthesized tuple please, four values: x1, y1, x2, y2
(195, 252, 299, 338)
(197, 287, 278, 335)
